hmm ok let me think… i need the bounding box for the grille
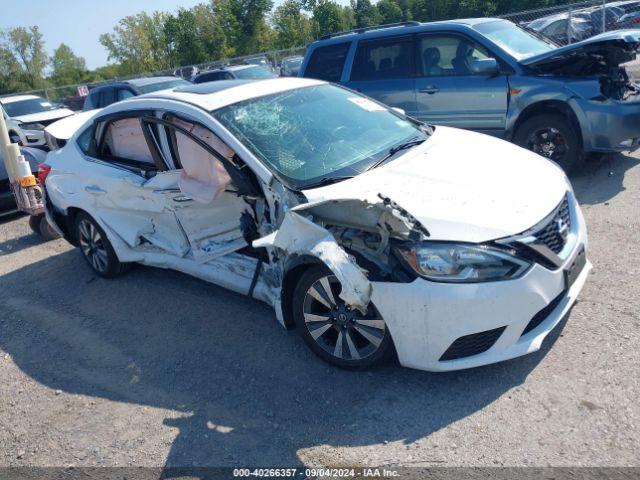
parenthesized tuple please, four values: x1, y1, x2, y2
(439, 326, 506, 361)
(533, 195, 571, 254)
(521, 291, 566, 337)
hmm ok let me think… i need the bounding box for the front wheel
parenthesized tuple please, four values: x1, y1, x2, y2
(292, 266, 393, 370)
(75, 212, 127, 278)
(514, 113, 581, 173)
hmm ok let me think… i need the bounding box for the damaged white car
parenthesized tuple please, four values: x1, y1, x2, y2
(43, 78, 590, 371)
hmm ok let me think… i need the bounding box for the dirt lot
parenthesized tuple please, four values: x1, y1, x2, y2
(0, 152, 639, 469)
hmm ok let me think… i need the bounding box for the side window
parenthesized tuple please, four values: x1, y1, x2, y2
(164, 117, 234, 203)
(77, 126, 94, 154)
(351, 37, 414, 81)
(117, 88, 135, 101)
(95, 116, 165, 175)
(99, 88, 116, 108)
(418, 35, 490, 77)
(305, 42, 350, 82)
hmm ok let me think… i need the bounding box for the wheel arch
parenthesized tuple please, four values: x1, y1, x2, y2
(510, 100, 583, 149)
(280, 255, 327, 329)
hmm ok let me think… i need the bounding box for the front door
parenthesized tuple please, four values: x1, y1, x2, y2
(414, 33, 508, 134)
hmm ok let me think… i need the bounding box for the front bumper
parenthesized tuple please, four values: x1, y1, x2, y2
(574, 97, 640, 153)
(370, 194, 590, 372)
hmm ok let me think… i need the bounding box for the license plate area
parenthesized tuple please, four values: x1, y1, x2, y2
(564, 246, 586, 290)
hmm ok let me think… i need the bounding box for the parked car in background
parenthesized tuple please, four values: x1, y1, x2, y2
(575, 5, 624, 33)
(280, 55, 304, 76)
(608, 0, 640, 14)
(83, 76, 191, 110)
(192, 65, 277, 83)
(0, 146, 45, 216)
(243, 55, 273, 70)
(43, 78, 589, 372)
(174, 66, 199, 80)
(300, 19, 640, 171)
(0, 95, 75, 148)
(527, 13, 593, 44)
(616, 10, 640, 27)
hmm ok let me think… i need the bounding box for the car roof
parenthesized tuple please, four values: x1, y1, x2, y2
(140, 77, 324, 111)
(0, 94, 42, 104)
(309, 18, 504, 45)
(125, 76, 181, 87)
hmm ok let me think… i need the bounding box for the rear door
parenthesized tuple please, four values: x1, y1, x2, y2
(78, 111, 189, 256)
(343, 35, 417, 117)
(414, 33, 508, 134)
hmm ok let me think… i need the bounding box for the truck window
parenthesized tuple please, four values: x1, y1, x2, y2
(305, 43, 350, 82)
(351, 37, 414, 81)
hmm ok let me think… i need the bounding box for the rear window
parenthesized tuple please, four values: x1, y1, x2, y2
(351, 37, 414, 81)
(304, 42, 350, 82)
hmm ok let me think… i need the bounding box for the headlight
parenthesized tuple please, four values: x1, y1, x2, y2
(20, 122, 45, 130)
(396, 242, 531, 283)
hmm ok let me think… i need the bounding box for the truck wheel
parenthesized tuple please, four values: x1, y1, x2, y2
(292, 266, 393, 370)
(514, 114, 581, 173)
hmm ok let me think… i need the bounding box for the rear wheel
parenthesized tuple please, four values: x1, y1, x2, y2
(75, 212, 127, 278)
(28, 214, 60, 241)
(514, 113, 581, 173)
(292, 266, 393, 370)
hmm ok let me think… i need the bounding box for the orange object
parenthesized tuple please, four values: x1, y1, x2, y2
(19, 175, 37, 187)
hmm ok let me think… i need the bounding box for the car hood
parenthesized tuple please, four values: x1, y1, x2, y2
(521, 29, 640, 70)
(301, 127, 569, 244)
(45, 108, 101, 140)
(13, 108, 75, 124)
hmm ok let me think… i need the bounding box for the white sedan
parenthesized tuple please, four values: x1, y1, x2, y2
(42, 78, 590, 371)
(1, 94, 75, 148)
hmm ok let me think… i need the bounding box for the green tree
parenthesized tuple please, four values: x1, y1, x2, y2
(51, 43, 87, 86)
(272, 0, 313, 49)
(312, 0, 354, 37)
(377, 0, 405, 23)
(351, 0, 381, 28)
(1, 26, 48, 89)
(99, 11, 170, 75)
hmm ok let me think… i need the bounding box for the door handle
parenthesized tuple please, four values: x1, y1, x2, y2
(84, 185, 106, 195)
(419, 86, 440, 94)
(172, 195, 193, 203)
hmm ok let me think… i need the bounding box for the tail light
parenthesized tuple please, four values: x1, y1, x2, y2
(37, 163, 52, 185)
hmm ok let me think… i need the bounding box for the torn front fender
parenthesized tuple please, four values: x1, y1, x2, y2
(253, 211, 372, 313)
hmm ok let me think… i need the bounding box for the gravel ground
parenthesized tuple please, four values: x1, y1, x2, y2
(0, 152, 638, 469)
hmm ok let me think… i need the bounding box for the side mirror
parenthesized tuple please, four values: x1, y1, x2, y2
(391, 107, 406, 116)
(470, 58, 500, 76)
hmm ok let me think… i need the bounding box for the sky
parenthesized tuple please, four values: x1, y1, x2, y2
(0, 0, 269, 70)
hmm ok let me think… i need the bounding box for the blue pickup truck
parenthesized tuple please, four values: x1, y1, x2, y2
(299, 19, 640, 171)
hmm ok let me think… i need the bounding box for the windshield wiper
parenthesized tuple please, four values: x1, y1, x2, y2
(302, 175, 357, 190)
(366, 136, 426, 171)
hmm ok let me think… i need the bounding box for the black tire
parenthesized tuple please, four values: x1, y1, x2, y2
(514, 113, 581, 173)
(292, 266, 393, 370)
(9, 133, 22, 145)
(38, 215, 61, 241)
(74, 212, 127, 278)
(28, 214, 41, 234)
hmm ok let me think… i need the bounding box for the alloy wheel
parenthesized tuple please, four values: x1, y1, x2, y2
(78, 219, 109, 273)
(527, 127, 569, 162)
(302, 275, 386, 361)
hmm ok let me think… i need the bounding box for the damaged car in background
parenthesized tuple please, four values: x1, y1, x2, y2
(300, 21, 640, 172)
(42, 78, 590, 371)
